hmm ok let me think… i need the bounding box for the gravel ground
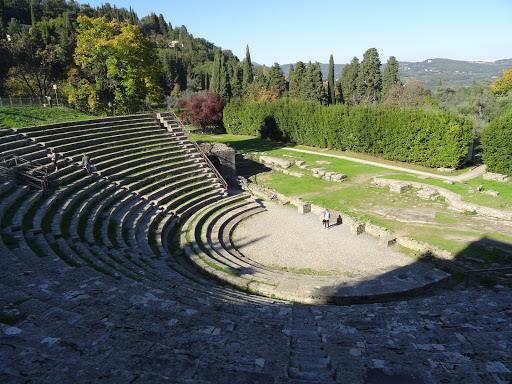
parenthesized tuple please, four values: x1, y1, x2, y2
(232, 200, 416, 274)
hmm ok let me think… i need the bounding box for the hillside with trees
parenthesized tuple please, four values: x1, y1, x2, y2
(279, 59, 512, 90)
(2, 0, 512, 169)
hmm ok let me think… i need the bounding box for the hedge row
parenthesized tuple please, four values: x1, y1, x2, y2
(224, 99, 473, 168)
(481, 108, 512, 176)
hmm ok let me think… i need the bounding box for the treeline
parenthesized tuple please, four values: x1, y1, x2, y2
(224, 99, 473, 169)
(0, 0, 219, 105)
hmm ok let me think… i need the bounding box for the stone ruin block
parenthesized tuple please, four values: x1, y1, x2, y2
(365, 223, 390, 239)
(298, 202, 311, 214)
(417, 188, 439, 201)
(295, 160, 306, 167)
(259, 155, 292, 169)
(350, 222, 365, 235)
(485, 190, 500, 197)
(482, 172, 510, 182)
(380, 237, 397, 247)
(437, 167, 456, 173)
(397, 237, 427, 252)
(389, 183, 409, 194)
(311, 168, 326, 178)
(331, 173, 346, 182)
(316, 160, 333, 165)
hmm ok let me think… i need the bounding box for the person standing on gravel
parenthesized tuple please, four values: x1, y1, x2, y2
(323, 209, 331, 229)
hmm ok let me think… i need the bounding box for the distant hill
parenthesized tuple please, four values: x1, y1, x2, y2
(272, 58, 512, 90)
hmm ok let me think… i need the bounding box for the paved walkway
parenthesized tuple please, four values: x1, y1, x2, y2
(282, 147, 487, 182)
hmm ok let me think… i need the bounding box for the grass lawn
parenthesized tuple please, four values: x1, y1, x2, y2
(0, 106, 93, 128)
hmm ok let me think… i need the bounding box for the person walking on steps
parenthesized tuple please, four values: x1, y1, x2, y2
(82, 153, 92, 175)
(50, 149, 58, 172)
(323, 209, 331, 229)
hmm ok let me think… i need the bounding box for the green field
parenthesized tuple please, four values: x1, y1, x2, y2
(0, 106, 93, 128)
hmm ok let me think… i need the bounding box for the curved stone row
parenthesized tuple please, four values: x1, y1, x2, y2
(180, 196, 452, 304)
(0, 116, 228, 289)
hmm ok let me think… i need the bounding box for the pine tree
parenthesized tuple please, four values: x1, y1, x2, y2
(328, 54, 335, 105)
(242, 44, 253, 89)
(340, 56, 360, 105)
(356, 48, 382, 104)
(381, 56, 400, 102)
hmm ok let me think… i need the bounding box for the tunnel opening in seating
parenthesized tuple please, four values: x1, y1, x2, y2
(207, 154, 222, 173)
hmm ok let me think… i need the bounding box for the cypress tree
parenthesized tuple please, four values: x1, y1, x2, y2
(269, 62, 286, 95)
(335, 80, 344, 104)
(381, 56, 400, 102)
(218, 53, 230, 100)
(210, 50, 221, 94)
(254, 65, 269, 88)
(287, 63, 294, 91)
(158, 14, 168, 35)
(356, 48, 382, 104)
(289, 61, 306, 100)
(242, 45, 253, 89)
(305, 62, 327, 104)
(0, 10, 6, 40)
(340, 57, 360, 105)
(30, 0, 37, 26)
(229, 59, 242, 99)
(328, 54, 335, 105)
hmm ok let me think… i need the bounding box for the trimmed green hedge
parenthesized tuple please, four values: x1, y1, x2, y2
(224, 99, 473, 168)
(481, 109, 512, 176)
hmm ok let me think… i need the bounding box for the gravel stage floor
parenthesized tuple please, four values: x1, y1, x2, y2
(232, 200, 416, 274)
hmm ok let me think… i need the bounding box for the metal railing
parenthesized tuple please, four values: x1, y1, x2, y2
(466, 267, 512, 288)
(160, 110, 228, 191)
(0, 155, 49, 190)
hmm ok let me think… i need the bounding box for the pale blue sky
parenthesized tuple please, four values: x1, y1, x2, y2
(86, 0, 512, 65)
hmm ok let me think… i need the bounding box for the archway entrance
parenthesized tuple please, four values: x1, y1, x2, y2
(207, 154, 221, 173)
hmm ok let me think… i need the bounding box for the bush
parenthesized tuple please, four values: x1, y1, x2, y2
(481, 108, 512, 175)
(224, 99, 473, 168)
(177, 91, 224, 129)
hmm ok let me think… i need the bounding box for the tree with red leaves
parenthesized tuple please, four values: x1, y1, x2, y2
(176, 91, 224, 128)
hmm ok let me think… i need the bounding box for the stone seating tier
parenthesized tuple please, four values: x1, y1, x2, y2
(14, 114, 154, 134)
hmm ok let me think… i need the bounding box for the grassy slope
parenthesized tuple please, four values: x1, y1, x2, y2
(0, 106, 92, 128)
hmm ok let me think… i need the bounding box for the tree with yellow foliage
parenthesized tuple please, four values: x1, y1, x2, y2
(491, 66, 512, 98)
(69, 16, 162, 114)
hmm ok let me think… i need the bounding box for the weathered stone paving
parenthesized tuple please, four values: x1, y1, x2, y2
(1, 238, 511, 383)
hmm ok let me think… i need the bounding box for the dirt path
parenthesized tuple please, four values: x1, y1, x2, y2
(281, 147, 487, 182)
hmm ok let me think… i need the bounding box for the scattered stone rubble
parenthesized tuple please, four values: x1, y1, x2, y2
(253, 154, 346, 182)
(372, 177, 512, 221)
(482, 172, 510, 182)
